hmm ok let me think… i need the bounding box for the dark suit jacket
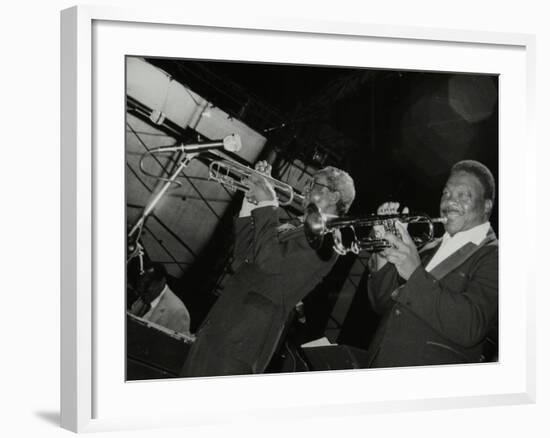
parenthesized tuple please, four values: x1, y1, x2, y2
(180, 206, 337, 377)
(366, 228, 498, 368)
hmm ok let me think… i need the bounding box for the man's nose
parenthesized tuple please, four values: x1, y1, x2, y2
(443, 198, 459, 209)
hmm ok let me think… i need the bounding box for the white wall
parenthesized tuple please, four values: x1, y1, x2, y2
(1, 1, 547, 437)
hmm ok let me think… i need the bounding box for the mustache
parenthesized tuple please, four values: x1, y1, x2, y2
(441, 206, 462, 214)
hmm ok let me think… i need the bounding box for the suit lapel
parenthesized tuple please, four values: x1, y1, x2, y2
(426, 228, 498, 281)
(428, 242, 479, 280)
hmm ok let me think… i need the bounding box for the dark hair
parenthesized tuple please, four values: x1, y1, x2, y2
(150, 262, 167, 278)
(451, 160, 495, 203)
(315, 166, 356, 216)
(137, 262, 167, 296)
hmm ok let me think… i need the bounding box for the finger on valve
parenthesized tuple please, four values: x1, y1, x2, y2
(374, 201, 397, 239)
(383, 232, 407, 252)
(254, 160, 272, 176)
(394, 221, 414, 246)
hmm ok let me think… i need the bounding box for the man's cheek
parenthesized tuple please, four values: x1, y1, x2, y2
(311, 192, 322, 202)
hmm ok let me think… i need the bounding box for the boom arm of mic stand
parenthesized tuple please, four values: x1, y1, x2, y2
(128, 152, 198, 242)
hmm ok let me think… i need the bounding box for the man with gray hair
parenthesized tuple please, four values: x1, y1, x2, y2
(366, 159, 498, 367)
(181, 161, 355, 377)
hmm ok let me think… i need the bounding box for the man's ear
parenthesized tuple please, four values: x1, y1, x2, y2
(484, 199, 493, 218)
(330, 190, 341, 207)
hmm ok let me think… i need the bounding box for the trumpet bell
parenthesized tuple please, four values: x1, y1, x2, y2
(304, 203, 326, 249)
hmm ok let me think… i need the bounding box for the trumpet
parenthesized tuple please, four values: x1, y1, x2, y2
(304, 204, 447, 255)
(208, 159, 304, 206)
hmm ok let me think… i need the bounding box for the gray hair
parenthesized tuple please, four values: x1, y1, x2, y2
(315, 166, 356, 216)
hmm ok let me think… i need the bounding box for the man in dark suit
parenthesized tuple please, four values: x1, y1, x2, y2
(180, 162, 356, 377)
(366, 160, 498, 367)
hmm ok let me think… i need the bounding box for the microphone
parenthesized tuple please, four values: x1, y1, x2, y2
(153, 134, 242, 154)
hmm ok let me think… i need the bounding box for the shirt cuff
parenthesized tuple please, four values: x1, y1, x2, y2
(239, 199, 279, 217)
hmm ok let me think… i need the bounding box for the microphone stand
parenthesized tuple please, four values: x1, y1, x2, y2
(127, 151, 198, 260)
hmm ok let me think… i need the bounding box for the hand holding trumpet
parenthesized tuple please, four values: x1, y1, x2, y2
(243, 160, 277, 205)
(373, 201, 409, 240)
(370, 201, 411, 273)
(381, 221, 422, 281)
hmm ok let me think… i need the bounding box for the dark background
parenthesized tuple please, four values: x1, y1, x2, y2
(147, 58, 498, 227)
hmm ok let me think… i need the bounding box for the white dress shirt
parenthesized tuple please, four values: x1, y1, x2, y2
(239, 198, 279, 217)
(425, 222, 490, 272)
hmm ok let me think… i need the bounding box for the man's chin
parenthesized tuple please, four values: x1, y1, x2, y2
(444, 220, 464, 236)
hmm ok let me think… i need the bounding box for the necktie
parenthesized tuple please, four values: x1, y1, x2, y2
(130, 297, 151, 317)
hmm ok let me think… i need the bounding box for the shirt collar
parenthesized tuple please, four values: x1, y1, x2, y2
(441, 221, 491, 246)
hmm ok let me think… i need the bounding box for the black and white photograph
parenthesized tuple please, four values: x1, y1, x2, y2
(125, 56, 499, 380)
(3, 0, 541, 435)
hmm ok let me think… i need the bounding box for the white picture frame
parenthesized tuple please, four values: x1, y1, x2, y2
(60, 5, 536, 433)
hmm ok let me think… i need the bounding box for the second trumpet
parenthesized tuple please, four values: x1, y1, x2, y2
(304, 204, 447, 254)
(208, 159, 303, 206)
